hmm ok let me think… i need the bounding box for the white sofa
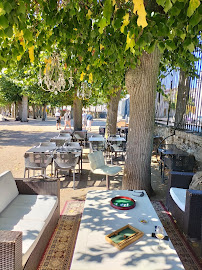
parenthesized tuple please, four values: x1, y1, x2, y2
(0, 171, 60, 270)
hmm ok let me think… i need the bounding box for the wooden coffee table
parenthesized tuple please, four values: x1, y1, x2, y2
(70, 190, 184, 270)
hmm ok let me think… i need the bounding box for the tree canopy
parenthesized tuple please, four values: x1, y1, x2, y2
(0, 0, 201, 192)
(0, 0, 201, 73)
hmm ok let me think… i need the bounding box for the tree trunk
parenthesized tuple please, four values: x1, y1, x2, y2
(174, 70, 190, 128)
(39, 105, 42, 118)
(105, 88, 122, 137)
(32, 104, 36, 119)
(15, 102, 18, 119)
(42, 104, 46, 121)
(21, 96, 28, 122)
(73, 96, 82, 131)
(11, 103, 15, 118)
(122, 47, 161, 195)
(17, 101, 22, 120)
(35, 106, 38, 118)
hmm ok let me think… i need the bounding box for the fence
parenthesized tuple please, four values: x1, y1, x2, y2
(155, 45, 202, 134)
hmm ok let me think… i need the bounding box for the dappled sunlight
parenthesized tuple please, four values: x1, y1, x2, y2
(71, 190, 184, 269)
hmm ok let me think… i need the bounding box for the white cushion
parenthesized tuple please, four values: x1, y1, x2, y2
(0, 194, 58, 267)
(170, 187, 187, 212)
(0, 217, 45, 266)
(0, 194, 57, 221)
(0, 171, 19, 213)
(93, 165, 122, 176)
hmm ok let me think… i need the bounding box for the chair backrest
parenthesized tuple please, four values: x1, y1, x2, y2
(90, 141, 106, 151)
(88, 151, 105, 170)
(40, 142, 56, 147)
(110, 140, 126, 151)
(60, 129, 73, 135)
(53, 152, 79, 167)
(24, 153, 52, 167)
(59, 133, 71, 138)
(74, 131, 87, 140)
(91, 134, 103, 137)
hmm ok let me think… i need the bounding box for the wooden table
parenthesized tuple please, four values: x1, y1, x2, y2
(71, 190, 184, 270)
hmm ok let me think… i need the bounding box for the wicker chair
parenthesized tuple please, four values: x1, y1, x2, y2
(166, 171, 202, 239)
(53, 152, 79, 189)
(24, 153, 53, 178)
(0, 178, 60, 270)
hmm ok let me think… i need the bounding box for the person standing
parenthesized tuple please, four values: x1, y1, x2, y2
(64, 110, 71, 129)
(55, 109, 61, 130)
(82, 109, 87, 129)
(87, 112, 93, 131)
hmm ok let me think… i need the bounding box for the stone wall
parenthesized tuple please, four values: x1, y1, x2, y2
(154, 125, 202, 170)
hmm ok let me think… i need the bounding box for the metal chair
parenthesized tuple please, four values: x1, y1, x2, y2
(53, 152, 79, 189)
(24, 152, 53, 178)
(109, 140, 126, 164)
(89, 140, 106, 152)
(73, 130, 87, 147)
(88, 151, 122, 189)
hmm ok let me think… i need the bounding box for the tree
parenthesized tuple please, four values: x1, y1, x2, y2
(0, 0, 201, 194)
(174, 70, 190, 128)
(105, 87, 122, 137)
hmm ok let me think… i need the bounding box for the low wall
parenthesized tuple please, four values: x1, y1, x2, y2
(154, 125, 202, 170)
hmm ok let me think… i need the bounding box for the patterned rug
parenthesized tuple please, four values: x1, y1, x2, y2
(38, 200, 201, 270)
(37, 200, 85, 270)
(152, 201, 202, 270)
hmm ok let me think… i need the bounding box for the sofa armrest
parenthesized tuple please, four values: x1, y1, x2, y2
(168, 171, 195, 189)
(0, 231, 22, 270)
(184, 189, 202, 239)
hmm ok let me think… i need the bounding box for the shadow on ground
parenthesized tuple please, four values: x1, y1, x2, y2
(0, 130, 57, 147)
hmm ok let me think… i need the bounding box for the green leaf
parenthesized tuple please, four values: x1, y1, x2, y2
(187, 42, 195, 52)
(166, 40, 177, 50)
(169, 5, 181, 16)
(147, 40, 157, 53)
(0, 15, 8, 29)
(189, 11, 201, 26)
(24, 29, 33, 41)
(4, 2, 13, 14)
(187, 0, 200, 17)
(183, 37, 195, 52)
(157, 41, 165, 53)
(103, 0, 113, 24)
(4, 26, 13, 38)
(113, 17, 122, 29)
(98, 17, 108, 34)
(180, 33, 186, 40)
(156, 0, 166, 7)
(164, 0, 172, 13)
(18, 2, 26, 14)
